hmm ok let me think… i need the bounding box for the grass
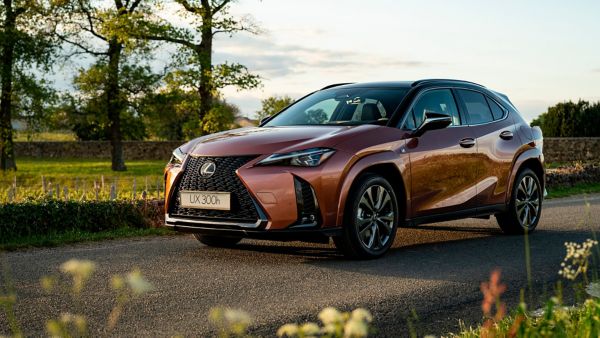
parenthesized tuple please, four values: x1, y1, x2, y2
(547, 182, 600, 199)
(0, 227, 175, 251)
(0, 157, 166, 201)
(13, 131, 77, 142)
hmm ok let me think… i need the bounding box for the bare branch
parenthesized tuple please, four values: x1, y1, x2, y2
(56, 33, 108, 56)
(141, 34, 198, 50)
(212, 0, 232, 14)
(129, 0, 143, 12)
(176, 0, 201, 14)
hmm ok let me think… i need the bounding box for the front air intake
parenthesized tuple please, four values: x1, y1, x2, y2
(293, 176, 320, 227)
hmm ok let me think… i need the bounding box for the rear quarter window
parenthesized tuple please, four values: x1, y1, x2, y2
(457, 90, 494, 125)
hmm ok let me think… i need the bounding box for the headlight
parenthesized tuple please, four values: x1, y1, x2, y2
(168, 147, 186, 167)
(257, 148, 335, 167)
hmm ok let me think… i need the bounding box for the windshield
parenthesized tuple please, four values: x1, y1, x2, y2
(264, 87, 408, 126)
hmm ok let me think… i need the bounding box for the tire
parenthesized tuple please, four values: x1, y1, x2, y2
(194, 234, 242, 247)
(496, 168, 543, 234)
(334, 174, 399, 259)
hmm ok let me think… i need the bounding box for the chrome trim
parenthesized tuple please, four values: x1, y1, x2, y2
(165, 214, 266, 229)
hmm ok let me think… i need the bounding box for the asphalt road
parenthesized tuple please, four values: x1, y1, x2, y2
(2, 194, 600, 337)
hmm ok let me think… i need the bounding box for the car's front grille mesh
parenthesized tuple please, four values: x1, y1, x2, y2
(169, 156, 260, 222)
(300, 179, 317, 214)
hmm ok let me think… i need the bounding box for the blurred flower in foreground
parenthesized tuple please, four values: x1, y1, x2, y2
(126, 269, 153, 294)
(60, 259, 96, 295)
(209, 307, 252, 337)
(277, 307, 373, 337)
(559, 239, 598, 281)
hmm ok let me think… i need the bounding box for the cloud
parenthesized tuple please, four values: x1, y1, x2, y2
(213, 35, 428, 79)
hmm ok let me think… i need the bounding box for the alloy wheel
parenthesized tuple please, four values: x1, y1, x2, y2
(515, 175, 541, 229)
(356, 185, 395, 250)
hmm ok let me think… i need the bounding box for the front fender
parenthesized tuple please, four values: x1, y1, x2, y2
(335, 150, 409, 226)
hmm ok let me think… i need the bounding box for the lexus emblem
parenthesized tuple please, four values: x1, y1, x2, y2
(200, 161, 216, 178)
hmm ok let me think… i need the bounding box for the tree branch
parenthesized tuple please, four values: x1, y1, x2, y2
(56, 33, 108, 56)
(212, 0, 232, 14)
(176, 0, 201, 14)
(129, 0, 143, 12)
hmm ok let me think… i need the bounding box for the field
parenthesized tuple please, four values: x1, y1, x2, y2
(0, 158, 166, 202)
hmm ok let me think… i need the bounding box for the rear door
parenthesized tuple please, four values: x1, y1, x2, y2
(455, 89, 521, 207)
(403, 88, 479, 218)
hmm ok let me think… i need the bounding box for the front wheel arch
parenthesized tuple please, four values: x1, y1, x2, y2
(336, 156, 408, 227)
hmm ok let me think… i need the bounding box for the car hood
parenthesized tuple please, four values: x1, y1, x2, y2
(183, 125, 381, 157)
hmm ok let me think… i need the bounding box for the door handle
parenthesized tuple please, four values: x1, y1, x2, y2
(459, 138, 475, 148)
(499, 130, 513, 140)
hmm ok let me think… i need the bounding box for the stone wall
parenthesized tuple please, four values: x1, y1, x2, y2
(13, 138, 600, 163)
(14, 141, 182, 160)
(543, 138, 600, 163)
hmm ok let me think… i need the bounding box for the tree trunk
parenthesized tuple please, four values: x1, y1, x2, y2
(0, 0, 17, 171)
(197, 9, 213, 127)
(107, 38, 126, 171)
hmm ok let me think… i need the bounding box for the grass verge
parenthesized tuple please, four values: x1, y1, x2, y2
(0, 227, 175, 251)
(547, 182, 600, 199)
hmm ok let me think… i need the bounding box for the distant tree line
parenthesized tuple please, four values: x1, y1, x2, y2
(0, 0, 263, 171)
(531, 100, 600, 137)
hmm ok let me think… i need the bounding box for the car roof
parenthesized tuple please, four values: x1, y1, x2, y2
(323, 79, 486, 90)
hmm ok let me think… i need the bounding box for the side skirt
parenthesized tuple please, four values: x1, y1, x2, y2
(402, 204, 506, 227)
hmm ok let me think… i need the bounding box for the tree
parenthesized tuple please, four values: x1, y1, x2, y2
(531, 100, 600, 137)
(138, 74, 240, 140)
(0, 0, 55, 170)
(65, 61, 158, 141)
(54, 0, 156, 171)
(137, 0, 261, 129)
(256, 95, 294, 122)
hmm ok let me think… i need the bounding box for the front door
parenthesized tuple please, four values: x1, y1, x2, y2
(403, 88, 479, 218)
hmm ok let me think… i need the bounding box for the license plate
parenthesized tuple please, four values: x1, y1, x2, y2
(179, 191, 231, 210)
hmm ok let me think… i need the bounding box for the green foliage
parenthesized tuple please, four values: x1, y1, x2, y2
(0, 199, 163, 244)
(65, 62, 160, 140)
(138, 81, 241, 139)
(453, 298, 600, 338)
(1, 0, 59, 170)
(532, 100, 600, 137)
(201, 99, 239, 135)
(256, 95, 294, 122)
(0, 158, 165, 202)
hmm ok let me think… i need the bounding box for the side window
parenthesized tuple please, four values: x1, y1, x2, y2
(404, 89, 460, 129)
(487, 97, 506, 120)
(457, 90, 494, 124)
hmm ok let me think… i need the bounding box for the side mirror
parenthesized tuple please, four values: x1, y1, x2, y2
(412, 111, 452, 137)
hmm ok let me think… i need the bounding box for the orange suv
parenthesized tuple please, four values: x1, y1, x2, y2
(164, 79, 545, 259)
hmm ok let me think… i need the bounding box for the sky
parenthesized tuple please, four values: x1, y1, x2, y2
(51, 0, 600, 122)
(210, 0, 600, 121)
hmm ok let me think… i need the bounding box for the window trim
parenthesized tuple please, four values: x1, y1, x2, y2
(454, 88, 510, 126)
(398, 86, 467, 131)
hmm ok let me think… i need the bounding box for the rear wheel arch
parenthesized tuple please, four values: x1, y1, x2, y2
(506, 150, 545, 204)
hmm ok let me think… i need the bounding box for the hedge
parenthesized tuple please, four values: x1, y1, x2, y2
(0, 199, 164, 243)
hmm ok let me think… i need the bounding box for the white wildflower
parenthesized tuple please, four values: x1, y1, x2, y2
(319, 307, 344, 325)
(344, 318, 368, 338)
(277, 323, 299, 337)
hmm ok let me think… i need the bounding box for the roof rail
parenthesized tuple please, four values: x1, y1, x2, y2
(411, 79, 485, 88)
(320, 83, 354, 90)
